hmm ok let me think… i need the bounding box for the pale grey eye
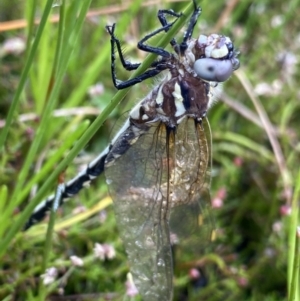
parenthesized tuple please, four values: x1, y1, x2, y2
(193, 58, 233, 82)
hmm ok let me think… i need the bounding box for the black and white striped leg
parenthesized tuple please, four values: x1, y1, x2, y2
(106, 24, 141, 72)
(106, 24, 168, 90)
(157, 9, 182, 48)
(106, 18, 177, 90)
(179, 0, 201, 54)
(136, 21, 175, 57)
(107, 7, 181, 73)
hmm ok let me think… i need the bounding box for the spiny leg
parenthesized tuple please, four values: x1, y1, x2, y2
(106, 24, 165, 72)
(180, 0, 201, 54)
(106, 23, 173, 90)
(157, 9, 182, 48)
(108, 62, 164, 90)
(106, 24, 141, 72)
(137, 20, 176, 57)
(106, 7, 181, 71)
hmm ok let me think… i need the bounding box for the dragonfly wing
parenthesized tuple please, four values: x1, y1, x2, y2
(105, 122, 174, 301)
(169, 117, 214, 254)
(105, 117, 213, 300)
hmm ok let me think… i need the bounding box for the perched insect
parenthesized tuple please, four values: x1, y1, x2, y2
(25, 1, 239, 300)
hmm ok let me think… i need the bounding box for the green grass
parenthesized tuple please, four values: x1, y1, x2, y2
(0, 0, 299, 300)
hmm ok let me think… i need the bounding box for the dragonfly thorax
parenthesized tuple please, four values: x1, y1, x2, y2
(129, 70, 210, 128)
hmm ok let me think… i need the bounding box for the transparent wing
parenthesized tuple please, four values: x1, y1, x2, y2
(105, 117, 213, 301)
(105, 122, 173, 301)
(169, 118, 214, 256)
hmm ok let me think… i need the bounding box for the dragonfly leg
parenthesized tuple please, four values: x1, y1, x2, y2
(106, 23, 171, 90)
(157, 9, 182, 48)
(106, 24, 141, 72)
(180, 0, 201, 54)
(137, 21, 176, 58)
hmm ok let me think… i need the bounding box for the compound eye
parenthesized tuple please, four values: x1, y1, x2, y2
(193, 58, 233, 82)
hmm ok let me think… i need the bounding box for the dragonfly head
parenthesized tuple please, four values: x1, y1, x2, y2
(192, 34, 240, 82)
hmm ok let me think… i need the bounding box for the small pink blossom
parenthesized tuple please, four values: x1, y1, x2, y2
(1, 37, 25, 56)
(280, 205, 291, 216)
(70, 255, 84, 267)
(98, 210, 107, 224)
(93, 243, 116, 260)
(88, 83, 104, 97)
(72, 205, 86, 215)
(277, 51, 298, 76)
(25, 127, 35, 140)
(233, 157, 243, 167)
(170, 233, 179, 245)
(254, 80, 283, 96)
(212, 188, 226, 208)
(93, 243, 106, 260)
(212, 197, 223, 208)
(281, 187, 292, 202)
(189, 268, 201, 280)
(40, 267, 58, 285)
(102, 244, 116, 260)
(216, 187, 227, 199)
(125, 273, 139, 297)
(272, 221, 282, 233)
(237, 277, 248, 287)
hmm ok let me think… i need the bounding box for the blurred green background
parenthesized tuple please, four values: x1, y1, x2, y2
(0, 0, 299, 300)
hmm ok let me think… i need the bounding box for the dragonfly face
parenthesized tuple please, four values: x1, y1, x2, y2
(25, 1, 239, 300)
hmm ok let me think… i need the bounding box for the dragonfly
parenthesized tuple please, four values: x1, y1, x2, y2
(25, 1, 239, 300)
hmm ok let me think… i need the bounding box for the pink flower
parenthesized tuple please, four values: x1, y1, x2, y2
(212, 197, 223, 208)
(281, 187, 292, 202)
(1, 37, 25, 56)
(189, 268, 201, 280)
(98, 210, 107, 224)
(70, 255, 84, 267)
(233, 157, 243, 167)
(212, 187, 226, 208)
(272, 221, 282, 233)
(93, 243, 105, 260)
(170, 233, 179, 245)
(72, 205, 86, 215)
(102, 244, 116, 260)
(125, 273, 139, 297)
(88, 83, 104, 97)
(93, 243, 116, 260)
(237, 277, 248, 287)
(280, 205, 291, 216)
(40, 267, 58, 285)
